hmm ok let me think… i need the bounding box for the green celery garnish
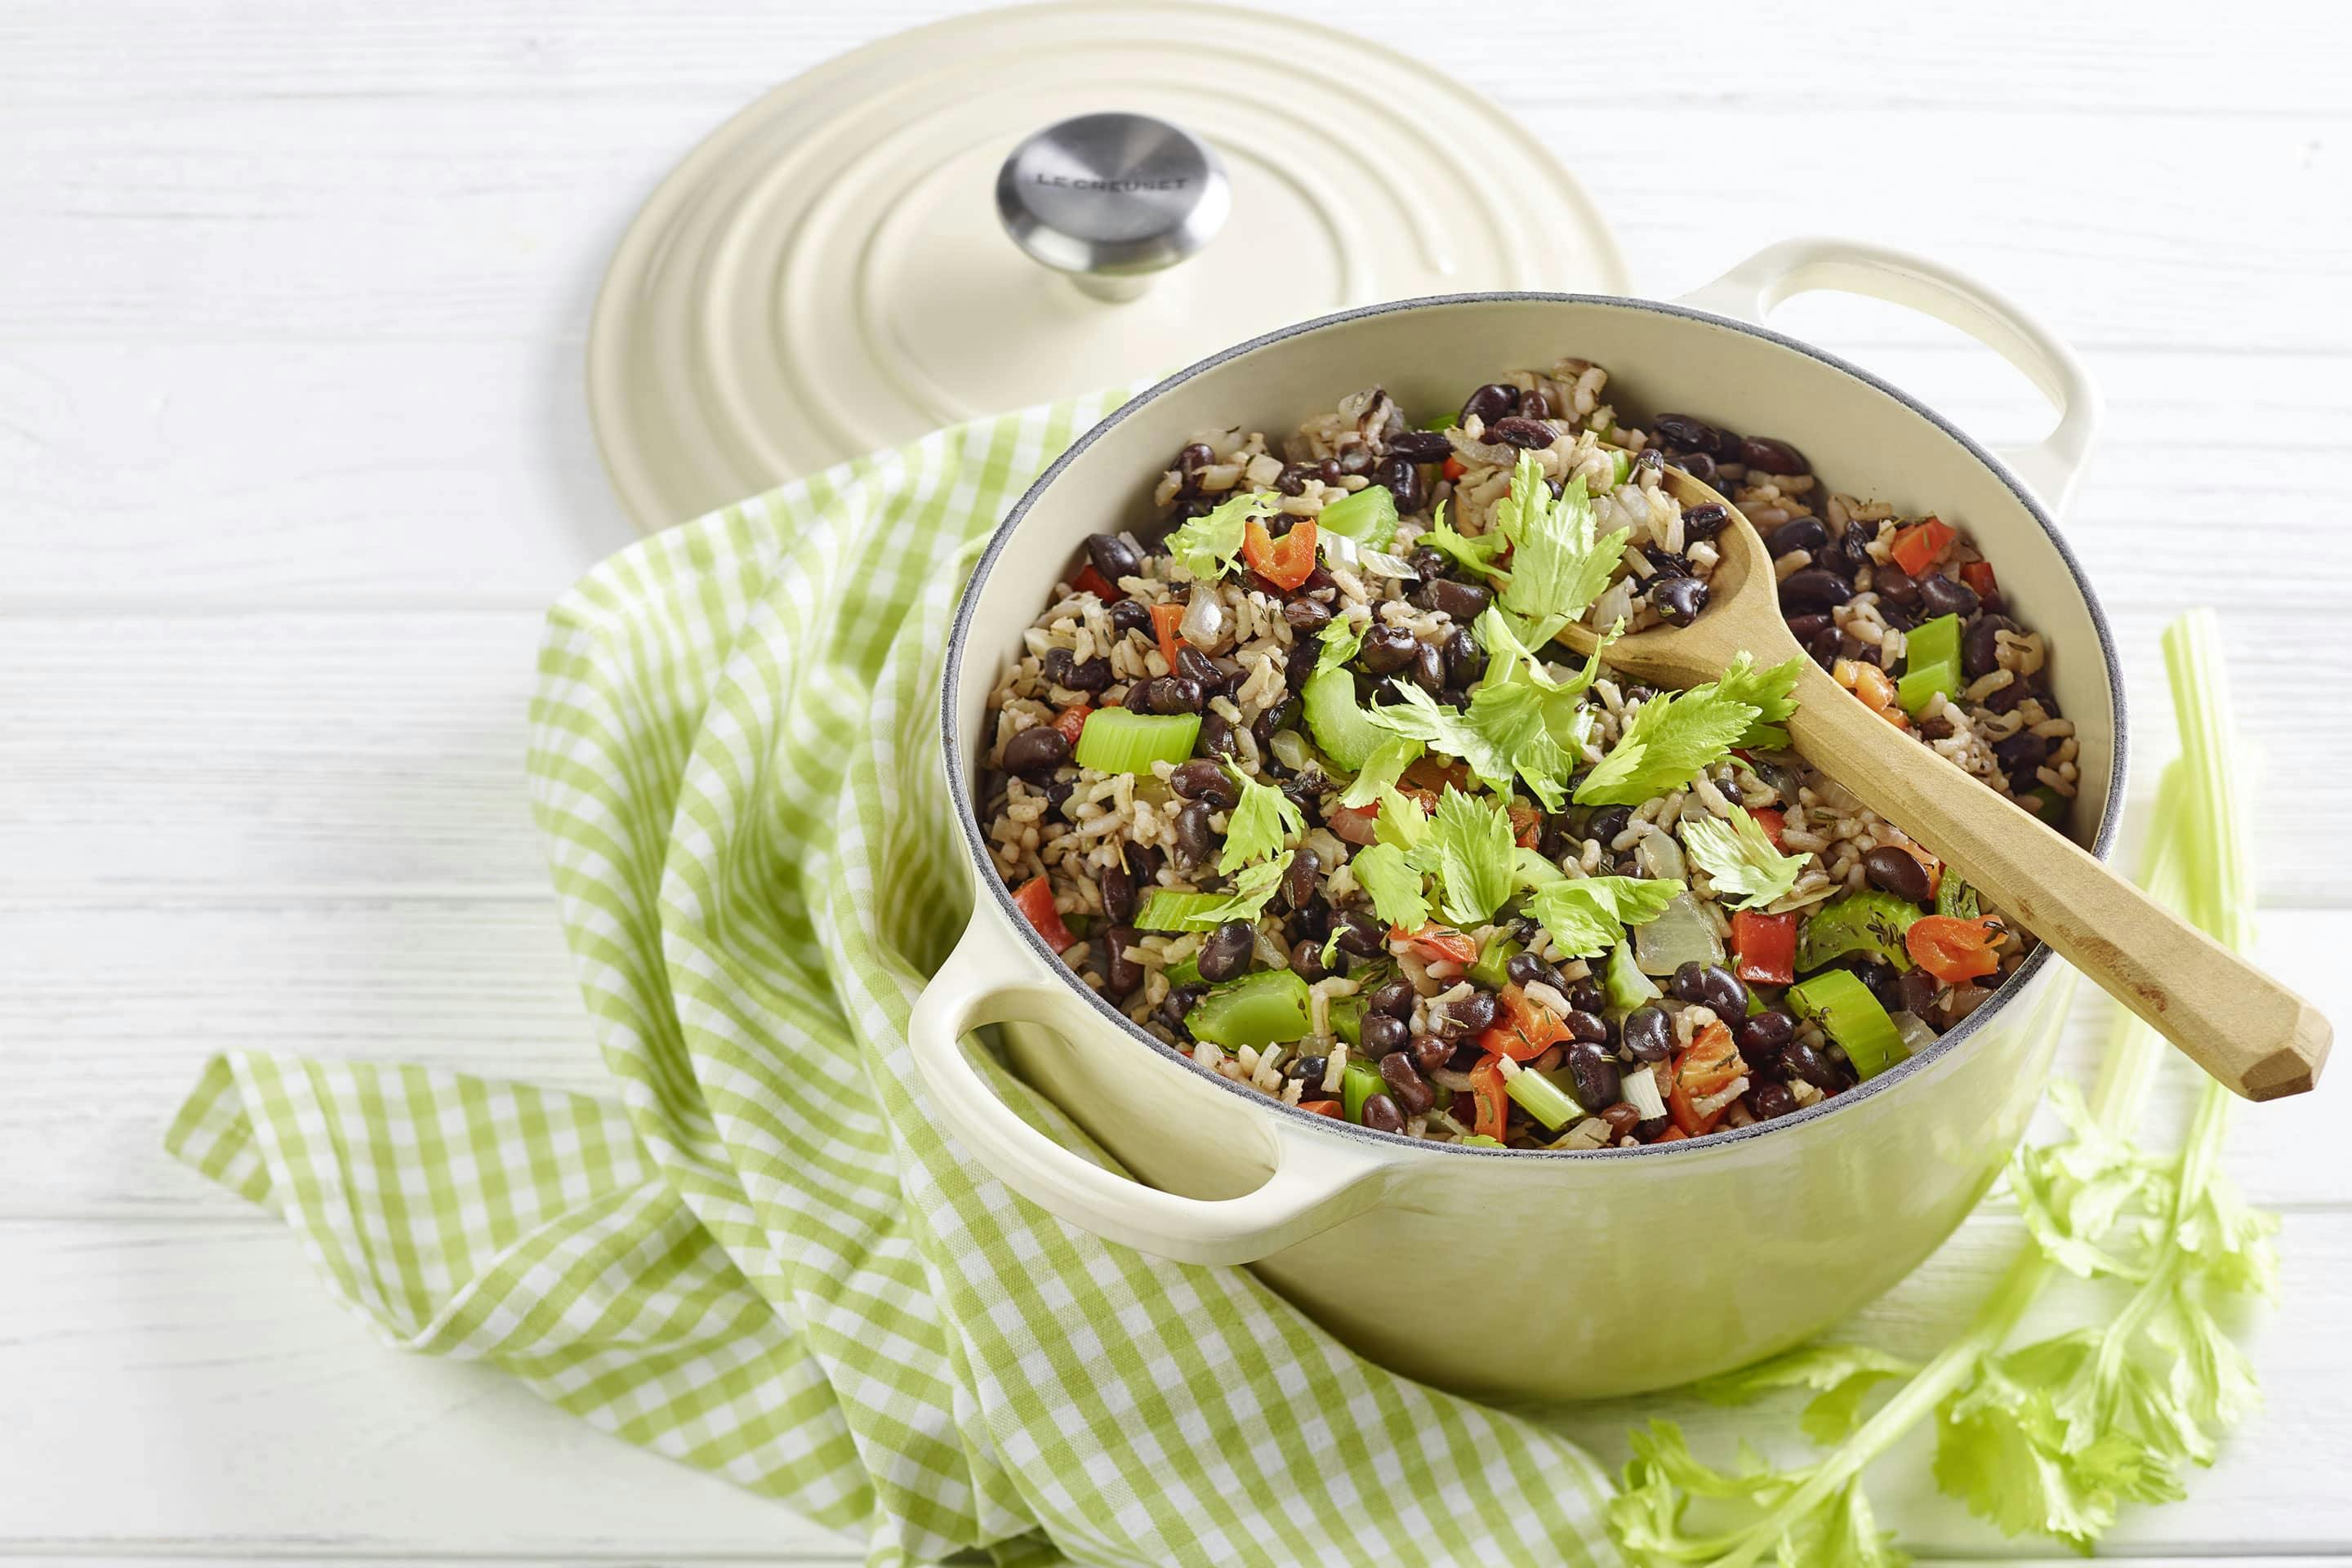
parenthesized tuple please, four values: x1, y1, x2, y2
(1423, 786, 1517, 928)
(1607, 610, 2277, 1566)
(1337, 737, 1423, 809)
(1713, 650, 1808, 750)
(1348, 841, 1430, 932)
(1217, 764, 1303, 874)
(1415, 500, 1510, 582)
(1495, 456, 1628, 626)
(1316, 484, 1399, 551)
(1165, 490, 1277, 582)
(1525, 875, 1684, 960)
(1575, 674, 1761, 807)
(1682, 808, 1808, 909)
(1134, 853, 1292, 933)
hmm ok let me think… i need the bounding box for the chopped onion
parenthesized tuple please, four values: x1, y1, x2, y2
(1633, 890, 1725, 976)
(1178, 593, 1227, 653)
(1637, 829, 1686, 882)
(1623, 1063, 1668, 1120)
(1891, 1009, 1940, 1055)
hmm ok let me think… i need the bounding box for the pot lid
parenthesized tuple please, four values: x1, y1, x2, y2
(587, 0, 1628, 532)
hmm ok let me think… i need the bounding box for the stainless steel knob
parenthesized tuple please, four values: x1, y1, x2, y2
(996, 112, 1230, 302)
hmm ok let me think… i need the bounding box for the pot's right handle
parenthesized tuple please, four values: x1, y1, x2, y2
(1675, 237, 2102, 514)
(909, 913, 1397, 1266)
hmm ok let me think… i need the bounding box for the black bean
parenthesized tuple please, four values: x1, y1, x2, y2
(1410, 1033, 1452, 1074)
(1519, 389, 1552, 421)
(1741, 436, 1809, 475)
(1735, 1009, 1794, 1064)
(1098, 862, 1136, 924)
(1361, 1094, 1405, 1134)
(1374, 456, 1426, 514)
(1746, 1080, 1798, 1120)
(1388, 429, 1453, 462)
(1778, 568, 1855, 612)
(1134, 676, 1205, 715)
(1601, 1102, 1643, 1138)
(1276, 463, 1312, 497)
(1780, 1040, 1844, 1094)
(1567, 1041, 1621, 1111)
(1981, 675, 2034, 715)
(1410, 640, 1447, 694)
(1781, 612, 1832, 644)
(1642, 543, 1694, 580)
(1157, 983, 1205, 1038)
(1873, 562, 1920, 608)
(1279, 598, 1334, 638)
(1433, 991, 1498, 1041)
(1169, 759, 1238, 808)
(1585, 804, 1633, 849)
(1993, 731, 2049, 773)
(1672, 962, 1745, 1017)
(1332, 909, 1386, 958)
(1044, 779, 1074, 815)
(1899, 966, 1941, 1018)
(1000, 725, 1069, 776)
(1504, 951, 1561, 991)
(1488, 416, 1556, 449)
(1678, 501, 1731, 541)
(1569, 978, 1606, 1015)
(1668, 449, 1719, 484)
(1100, 924, 1145, 999)
(1565, 1009, 1611, 1046)
(1916, 572, 1980, 620)
(1650, 575, 1710, 626)
(1196, 920, 1254, 982)
(1460, 382, 1521, 428)
(1635, 445, 1666, 474)
(1408, 546, 1450, 581)
(1426, 578, 1493, 622)
(1830, 523, 1875, 577)
(1653, 412, 1722, 453)
(1294, 1054, 1328, 1084)
(1362, 1013, 1410, 1058)
(1254, 699, 1304, 761)
(1085, 532, 1143, 584)
(1765, 515, 1829, 558)
(1176, 442, 1214, 474)
(1288, 938, 1328, 981)
(1377, 1051, 1435, 1115)
(1313, 458, 1343, 488)
(1862, 844, 1933, 903)
(1441, 626, 1481, 686)
(1623, 1004, 1673, 1062)
(1194, 710, 1235, 760)
(1173, 800, 1218, 866)
(1109, 598, 1153, 637)
(1367, 978, 1416, 1018)
(1635, 1115, 1674, 1141)
(1847, 955, 1906, 1013)
(1962, 614, 2017, 679)
(1357, 623, 1417, 675)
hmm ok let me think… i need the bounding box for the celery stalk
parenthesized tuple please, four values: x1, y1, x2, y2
(1072, 708, 1199, 773)
(1183, 969, 1311, 1049)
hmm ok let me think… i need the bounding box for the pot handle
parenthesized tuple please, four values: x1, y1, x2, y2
(1674, 237, 2102, 514)
(908, 913, 1396, 1266)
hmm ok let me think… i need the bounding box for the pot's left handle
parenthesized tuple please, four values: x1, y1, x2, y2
(1675, 236, 2101, 514)
(909, 914, 1396, 1266)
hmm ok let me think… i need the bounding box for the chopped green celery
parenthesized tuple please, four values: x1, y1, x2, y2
(1184, 969, 1312, 1049)
(1794, 889, 1922, 973)
(1317, 485, 1400, 552)
(1419, 412, 1454, 432)
(1906, 613, 1962, 678)
(1072, 709, 1200, 773)
(2020, 788, 2070, 825)
(1456, 1134, 1507, 1147)
(1342, 1058, 1388, 1122)
(1302, 665, 1388, 771)
(1895, 660, 1957, 716)
(1610, 448, 1633, 488)
(1788, 969, 1908, 1080)
(1506, 1063, 1584, 1130)
(1744, 988, 1771, 1017)
(1329, 993, 1367, 1047)
(1165, 954, 1201, 987)
(1936, 872, 1981, 920)
(1062, 913, 1094, 939)
(1604, 939, 1661, 1014)
(1467, 932, 1523, 990)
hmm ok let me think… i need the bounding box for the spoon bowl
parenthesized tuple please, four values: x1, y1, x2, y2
(1557, 470, 2329, 1101)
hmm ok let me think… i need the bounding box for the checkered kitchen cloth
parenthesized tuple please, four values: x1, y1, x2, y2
(166, 393, 1624, 1566)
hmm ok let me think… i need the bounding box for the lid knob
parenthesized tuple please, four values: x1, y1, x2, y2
(996, 112, 1230, 302)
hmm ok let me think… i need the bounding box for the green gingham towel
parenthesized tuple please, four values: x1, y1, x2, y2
(167, 394, 1623, 1567)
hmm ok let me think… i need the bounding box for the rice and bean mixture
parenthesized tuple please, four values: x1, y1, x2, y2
(978, 359, 2074, 1148)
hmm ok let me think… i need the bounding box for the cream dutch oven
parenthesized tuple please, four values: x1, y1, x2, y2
(912, 238, 2118, 1401)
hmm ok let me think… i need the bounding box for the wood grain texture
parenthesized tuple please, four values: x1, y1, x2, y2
(2, 0, 2348, 1559)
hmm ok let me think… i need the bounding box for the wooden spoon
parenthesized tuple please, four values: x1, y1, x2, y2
(1555, 470, 2330, 1102)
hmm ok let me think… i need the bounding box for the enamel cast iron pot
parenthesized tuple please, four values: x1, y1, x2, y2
(912, 238, 2119, 1401)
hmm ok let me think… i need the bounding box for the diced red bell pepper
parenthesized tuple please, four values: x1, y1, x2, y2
(1299, 1098, 1343, 1119)
(1748, 806, 1786, 851)
(1730, 909, 1798, 987)
(1959, 559, 1998, 602)
(1051, 704, 1092, 746)
(1668, 1021, 1745, 1136)
(1072, 562, 1125, 602)
(1150, 601, 1187, 672)
(1327, 802, 1380, 846)
(1241, 517, 1319, 591)
(1886, 516, 1956, 577)
(1401, 755, 1471, 794)
(1468, 1058, 1509, 1141)
(1651, 1124, 1690, 1143)
(1508, 804, 1544, 849)
(1477, 984, 1573, 1062)
(1906, 914, 2004, 984)
(1011, 875, 1076, 953)
(1394, 923, 1480, 964)
(1442, 454, 1467, 480)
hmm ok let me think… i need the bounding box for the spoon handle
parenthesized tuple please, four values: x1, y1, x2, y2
(1783, 662, 2329, 1100)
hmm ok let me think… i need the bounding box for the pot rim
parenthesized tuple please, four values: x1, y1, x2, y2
(942, 288, 2127, 1162)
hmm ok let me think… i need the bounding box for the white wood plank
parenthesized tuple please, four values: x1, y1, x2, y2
(0, 1211, 2343, 1557)
(0, 889, 2343, 1213)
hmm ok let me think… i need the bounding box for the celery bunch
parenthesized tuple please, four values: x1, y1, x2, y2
(1607, 611, 2280, 1566)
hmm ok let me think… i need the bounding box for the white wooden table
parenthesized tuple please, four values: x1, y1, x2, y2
(3, 2, 2348, 1561)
